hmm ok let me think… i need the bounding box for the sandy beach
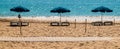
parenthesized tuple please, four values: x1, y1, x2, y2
(0, 40, 120, 49)
(0, 16, 120, 49)
(0, 16, 120, 37)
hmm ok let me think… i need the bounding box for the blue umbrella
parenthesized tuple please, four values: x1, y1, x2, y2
(50, 7, 70, 22)
(10, 6, 30, 12)
(91, 6, 113, 21)
(10, 6, 30, 19)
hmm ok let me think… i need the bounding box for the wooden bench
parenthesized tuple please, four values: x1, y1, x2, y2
(10, 22, 19, 26)
(91, 21, 103, 26)
(21, 22, 29, 26)
(61, 22, 70, 26)
(50, 22, 59, 26)
(104, 21, 113, 26)
(10, 22, 29, 26)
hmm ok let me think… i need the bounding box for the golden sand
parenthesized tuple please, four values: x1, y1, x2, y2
(0, 18, 120, 37)
(0, 18, 120, 49)
(0, 40, 120, 49)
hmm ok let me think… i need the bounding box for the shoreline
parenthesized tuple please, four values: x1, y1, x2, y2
(0, 16, 120, 23)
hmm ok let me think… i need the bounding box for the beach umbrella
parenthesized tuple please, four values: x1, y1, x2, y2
(10, 6, 30, 21)
(50, 7, 70, 22)
(10, 6, 30, 35)
(91, 6, 113, 21)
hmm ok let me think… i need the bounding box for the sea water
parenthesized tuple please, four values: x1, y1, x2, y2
(0, 0, 120, 17)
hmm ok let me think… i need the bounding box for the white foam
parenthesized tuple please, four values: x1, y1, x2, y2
(0, 16, 120, 22)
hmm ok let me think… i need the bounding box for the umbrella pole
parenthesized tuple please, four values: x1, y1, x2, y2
(20, 18, 22, 35)
(101, 13, 104, 22)
(66, 16, 67, 22)
(75, 19, 76, 28)
(18, 14, 22, 35)
(85, 19, 87, 33)
(60, 13, 61, 23)
(114, 18, 115, 25)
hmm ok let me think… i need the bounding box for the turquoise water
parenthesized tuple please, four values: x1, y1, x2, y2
(0, 0, 120, 17)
